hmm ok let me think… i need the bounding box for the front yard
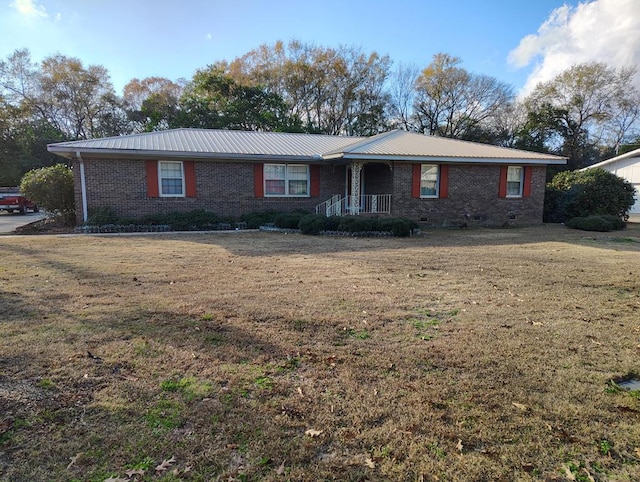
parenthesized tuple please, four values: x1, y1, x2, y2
(1, 224, 639, 481)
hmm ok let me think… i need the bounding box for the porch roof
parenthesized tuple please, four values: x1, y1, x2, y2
(48, 128, 566, 165)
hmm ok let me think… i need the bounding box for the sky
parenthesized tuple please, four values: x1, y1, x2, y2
(1, 0, 640, 97)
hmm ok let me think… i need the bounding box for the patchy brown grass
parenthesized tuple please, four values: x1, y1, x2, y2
(1, 224, 639, 481)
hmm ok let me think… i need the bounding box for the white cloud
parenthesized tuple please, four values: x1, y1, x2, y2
(10, 0, 48, 18)
(508, 0, 640, 95)
(206, 33, 212, 40)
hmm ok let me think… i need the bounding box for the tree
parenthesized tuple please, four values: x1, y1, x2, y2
(388, 63, 420, 131)
(413, 53, 514, 139)
(227, 41, 392, 135)
(0, 49, 124, 186)
(20, 164, 75, 223)
(524, 63, 640, 170)
(38, 54, 124, 139)
(123, 77, 183, 132)
(176, 67, 300, 131)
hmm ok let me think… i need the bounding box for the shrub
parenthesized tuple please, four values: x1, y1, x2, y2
(545, 168, 635, 222)
(86, 207, 126, 226)
(274, 211, 307, 229)
(20, 164, 75, 224)
(565, 217, 585, 229)
(598, 214, 626, 230)
(140, 210, 223, 230)
(566, 214, 626, 232)
(377, 217, 417, 237)
(239, 210, 279, 229)
(299, 214, 329, 235)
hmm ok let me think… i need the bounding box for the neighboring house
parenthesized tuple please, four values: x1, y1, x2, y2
(47, 128, 566, 226)
(581, 148, 640, 214)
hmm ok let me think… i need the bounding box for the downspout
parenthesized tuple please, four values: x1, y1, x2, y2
(76, 151, 88, 223)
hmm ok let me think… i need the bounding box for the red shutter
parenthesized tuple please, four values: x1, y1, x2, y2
(523, 166, 532, 197)
(411, 164, 421, 198)
(184, 161, 197, 197)
(254, 163, 264, 198)
(439, 164, 449, 198)
(498, 166, 508, 198)
(145, 160, 159, 198)
(310, 165, 321, 197)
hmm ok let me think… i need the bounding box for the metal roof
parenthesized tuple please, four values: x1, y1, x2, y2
(325, 130, 565, 163)
(48, 128, 566, 164)
(48, 128, 364, 160)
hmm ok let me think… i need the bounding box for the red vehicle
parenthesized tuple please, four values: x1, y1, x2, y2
(0, 191, 39, 215)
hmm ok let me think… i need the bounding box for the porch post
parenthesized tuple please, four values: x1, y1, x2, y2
(350, 161, 363, 215)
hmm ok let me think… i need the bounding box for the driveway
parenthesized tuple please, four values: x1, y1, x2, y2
(0, 211, 47, 234)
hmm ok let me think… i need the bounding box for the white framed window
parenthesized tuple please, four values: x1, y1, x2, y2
(264, 164, 309, 197)
(420, 164, 439, 198)
(159, 161, 185, 197)
(506, 166, 524, 197)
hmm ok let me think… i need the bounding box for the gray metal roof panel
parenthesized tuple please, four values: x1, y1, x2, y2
(327, 130, 566, 161)
(49, 128, 364, 158)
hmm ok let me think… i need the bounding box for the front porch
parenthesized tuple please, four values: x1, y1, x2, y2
(315, 161, 393, 216)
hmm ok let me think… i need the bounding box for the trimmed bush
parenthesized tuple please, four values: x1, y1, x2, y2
(86, 207, 125, 226)
(274, 211, 307, 229)
(239, 210, 280, 229)
(140, 210, 224, 231)
(598, 215, 626, 230)
(299, 214, 329, 235)
(566, 215, 622, 232)
(299, 215, 418, 237)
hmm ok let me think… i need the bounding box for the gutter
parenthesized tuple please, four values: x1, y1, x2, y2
(76, 151, 88, 223)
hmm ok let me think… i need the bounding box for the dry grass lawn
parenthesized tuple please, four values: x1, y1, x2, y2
(1, 223, 639, 481)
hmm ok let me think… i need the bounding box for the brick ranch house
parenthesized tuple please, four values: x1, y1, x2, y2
(47, 128, 566, 227)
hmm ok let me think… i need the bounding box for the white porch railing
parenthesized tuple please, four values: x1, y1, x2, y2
(315, 194, 391, 216)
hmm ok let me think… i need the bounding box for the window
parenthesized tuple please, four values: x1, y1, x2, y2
(506, 166, 523, 197)
(264, 164, 309, 196)
(159, 161, 184, 197)
(420, 164, 439, 197)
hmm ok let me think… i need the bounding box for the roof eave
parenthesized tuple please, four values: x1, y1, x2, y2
(330, 153, 567, 165)
(47, 146, 321, 163)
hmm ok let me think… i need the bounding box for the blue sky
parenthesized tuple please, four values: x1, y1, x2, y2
(2, 0, 639, 96)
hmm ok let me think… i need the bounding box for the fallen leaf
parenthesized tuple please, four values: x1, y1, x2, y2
(305, 429, 323, 437)
(155, 456, 176, 473)
(364, 457, 375, 468)
(124, 469, 145, 477)
(104, 477, 128, 482)
(66, 452, 82, 470)
(297, 387, 304, 397)
(275, 460, 286, 475)
(456, 439, 463, 453)
(636, 447, 640, 457)
(512, 402, 528, 411)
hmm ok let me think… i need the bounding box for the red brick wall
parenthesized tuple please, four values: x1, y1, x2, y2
(73, 158, 344, 224)
(73, 158, 547, 226)
(391, 162, 547, 226)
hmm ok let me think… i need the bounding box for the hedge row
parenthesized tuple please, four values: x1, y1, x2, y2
(298, 214, 418, 237)
(84, 208, 418, 237)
